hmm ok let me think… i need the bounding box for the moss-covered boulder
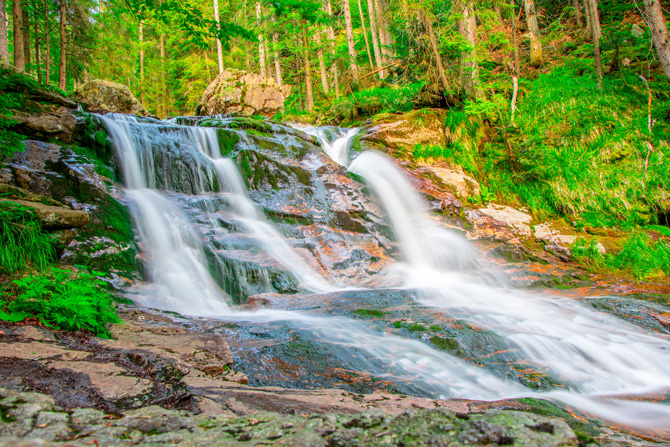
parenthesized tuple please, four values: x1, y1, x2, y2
(75, 80, 150, 116)
(360, 109, 447, 152)
(196, 69, 291, 118)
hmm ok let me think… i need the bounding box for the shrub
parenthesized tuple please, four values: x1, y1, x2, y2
(0, 267, 120, 338)
(0, 201, 55, 275)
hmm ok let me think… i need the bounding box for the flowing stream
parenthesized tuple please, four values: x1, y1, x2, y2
(99, 114, 670, 432)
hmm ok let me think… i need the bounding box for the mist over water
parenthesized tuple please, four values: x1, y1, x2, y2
(100, 113, 670, 431)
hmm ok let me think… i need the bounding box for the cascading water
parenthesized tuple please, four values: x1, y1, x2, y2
(100, 113, 670, 432)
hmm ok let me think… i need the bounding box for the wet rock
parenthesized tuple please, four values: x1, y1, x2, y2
(360, 109, 446, 152)
(0, 199, 89, 230)
(75, 79, 150, 116)
(197, 69, 291, 118)
(10, 104, 76, 143)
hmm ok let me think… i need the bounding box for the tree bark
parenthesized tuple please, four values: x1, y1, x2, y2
(303, 30, 314, 113)
(343, 0, 359, 81)
(272, 33, 283, 87)
(0, 0, 9, 66)
(325, 0, 340, 98)
(34, 7, 40, 83)
(424, 13, 451, 93)
(45, 0, 49, 84)
(357, 0, 374, 74)
(366, 0, 383, 77)
(22, 3, 30, 71)
(374, 0, 388, 64)
(13, 0, 25, 70)
(572, 0, 583, 29)
(159, 33, 167, 116)
(256, 1, 267, 77)
(456, 0, 479, 97)
(642, 0, 670, 81)
(523, 0, 542, 67)
(58, 0, 66, 90)
(139, 20, 144, 101)
(510, 7, 520, 120)
(586, 0, 602, 88)
(315, 31, 329, 93)
(213, 0, 223, 73)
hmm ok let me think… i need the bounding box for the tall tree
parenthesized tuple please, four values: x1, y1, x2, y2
(315, 31, 329, 93)
(585, 0, 602, 88)
(139, 20, 144, 100)
(523, 0, 542, 67)
(13, 0, 25, 70)
(356, 0, 374, 73)
(34, 2, 41, 82)
(58, 0, 65, 89)
(366, 0, 383, 77)
(44, 0, 50, 84)
(0, 0, 9, 66)
(642, 0, 670, 81)
(213, 0, 223, 73)
(423, 11, 451, 93)
(572, 0, 583, 29)
(22, 3, 30, 71)
(457, 0, 479, 97)
(325, 0, 339, 98)
(256, 1, 267, 77)
(272, 32, 283, 86)
(302, 29, 314, 112)
(343, 0, 359, 81)
(510, 5, 520, 120)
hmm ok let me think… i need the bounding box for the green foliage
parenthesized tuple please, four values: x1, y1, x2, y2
(0, 267, 120, 338)
(571, 234, 670, 279)
(353, 309, 387, 318)
(0, 201, 55, 275)
(330, 83, 425, 122)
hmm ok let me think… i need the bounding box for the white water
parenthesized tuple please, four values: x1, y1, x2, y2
(295, 125, 359, 166)
(100, 114, 670, 432)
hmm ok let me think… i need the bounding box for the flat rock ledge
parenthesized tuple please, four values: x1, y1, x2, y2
(0, 387, 579, 447)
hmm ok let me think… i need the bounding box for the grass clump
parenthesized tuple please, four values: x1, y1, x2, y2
(0, 266, 120, 338)
(571, 234, 670, 279)
(0, 201, 55, 275)
(353, 309, 388, 318)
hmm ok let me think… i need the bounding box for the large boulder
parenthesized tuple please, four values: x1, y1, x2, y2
(360, 108, 447, 153)
(196, 69, 290, 118)
(75, 80, 150, 116)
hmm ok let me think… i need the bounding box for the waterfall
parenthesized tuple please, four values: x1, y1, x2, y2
(100, 113, 670, 431)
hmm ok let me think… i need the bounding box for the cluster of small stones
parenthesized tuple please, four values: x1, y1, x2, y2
(0, 388, 583, 447)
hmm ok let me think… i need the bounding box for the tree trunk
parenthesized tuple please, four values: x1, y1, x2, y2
(256, 1, 266, 77)
(139, 20, 144, 101)
(315, 31, 329, 93)
(357, 0, 374, 73)
(58, 0, 66, 90)
(343, 0, 359, 81)
(213, 0, 223, 73)
(425, 14, 451, 93)
(45, 0, 49, 84)
(325, 0, 340, 98)
(22, 3, 30, 71)
(510, 6, 520, 120)
(13, 0, 24, 70)
(523, 0, 542, 67)
(272, 33, 283, 86)
(303, 30, 314, 113)
(0, 0, 9, 66)
(586, 0, 602, 88)
(159, 33, 167, 117)
(34, 9, 40, 83)
(572, 0, 583, 28)
(642, 0, 670, 81)
(457, 0, 479, 97)
(374, 0, 388, 64)
(366, 0, 383, 77)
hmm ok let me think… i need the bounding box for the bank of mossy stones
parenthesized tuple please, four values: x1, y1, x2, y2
(0, 387, 583, 446)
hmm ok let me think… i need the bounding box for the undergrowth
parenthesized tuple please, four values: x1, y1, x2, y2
(0, 201, 55, 275)
(572, 234, 670, 279)
(0, 267, 120, 338)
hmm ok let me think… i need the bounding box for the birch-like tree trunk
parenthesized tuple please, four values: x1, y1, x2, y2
(642, 0, 670, 81)
(315, 31, 329, 93)
(272, 33, 283, 86)
(357, 0, 374, 73)
(366, 0, 383, 77)
(0, 0, 9, 66)
(325, 0, 340, 98)
(256, 1, 266, 77)
(523, 0, 542, 67)
(213, 0, 223, 73)
(13, 0, 25, 70)
(302, 30, 314, 112)
(58, 0, 66, 89)
(343, 0, 359, 81)
(457, 0, 479, 97)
